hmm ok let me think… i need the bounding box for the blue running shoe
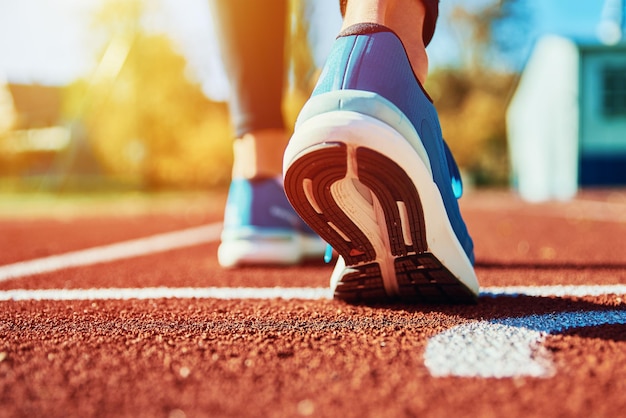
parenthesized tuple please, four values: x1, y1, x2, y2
(218, 177, 326, 267)
(283, 25, 479, 302)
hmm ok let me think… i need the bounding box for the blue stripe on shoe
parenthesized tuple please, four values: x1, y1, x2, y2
(443, 139, 464, 199)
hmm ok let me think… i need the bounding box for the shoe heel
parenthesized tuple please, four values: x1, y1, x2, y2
(284, 110, 480, 302)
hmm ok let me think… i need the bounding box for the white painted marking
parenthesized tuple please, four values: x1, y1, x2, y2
(482, 284, 626, 298)
(425, 310, 626, 378)
(0, 285, 624, 302)
(0, 287, 333, 301)
(1, 280, 623, 380)
(0, 223, 223, 282)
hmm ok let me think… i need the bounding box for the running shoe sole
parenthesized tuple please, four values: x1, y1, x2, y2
(284, 110, 479, 303)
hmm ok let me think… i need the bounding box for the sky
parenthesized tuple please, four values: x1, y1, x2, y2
(0, 0, 618, 101)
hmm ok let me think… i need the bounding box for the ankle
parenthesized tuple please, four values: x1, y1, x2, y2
(231, 129, 288, 179)
(341, 0, 429, 84)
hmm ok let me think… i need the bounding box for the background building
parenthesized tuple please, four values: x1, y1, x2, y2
(507, 0, 626, 201)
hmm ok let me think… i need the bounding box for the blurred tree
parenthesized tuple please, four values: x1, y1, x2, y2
(63, 0, 319, 189)
(450, 0, 529, 73)
(427, 69, 515, 186)
(427, 0, 529, 186)
(63, 0, 233, 189)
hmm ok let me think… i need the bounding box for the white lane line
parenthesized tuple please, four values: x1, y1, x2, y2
(0, 223, 223, 282)
(0, 284, 624, 301)
(482, 284, 626, 298)
(2, 284, 623, 380)
(424, 310, 626, 378)
(0, 287, 334, 301)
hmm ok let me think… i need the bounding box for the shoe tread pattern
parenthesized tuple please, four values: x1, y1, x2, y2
(285, 143, 375, 265)
(284, 142, 476, 304)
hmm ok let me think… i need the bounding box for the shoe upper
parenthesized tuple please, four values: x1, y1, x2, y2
(223, 177, 319, 237)
(306, 26, 475, 264)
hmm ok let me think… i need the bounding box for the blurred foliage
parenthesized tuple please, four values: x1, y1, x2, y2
(62, 0, 233, 190)
(427, 69, 516, 186)
(450, 0, 529, 73)
(51, 0, 523, 190)
(59, 0, 318, 190)
(427, 0, 526, 186)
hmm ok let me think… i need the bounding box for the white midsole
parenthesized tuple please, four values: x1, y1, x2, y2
(218, 234, 326, 268)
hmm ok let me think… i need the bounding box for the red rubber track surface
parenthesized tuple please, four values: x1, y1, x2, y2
(1, 190, 625, 418)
